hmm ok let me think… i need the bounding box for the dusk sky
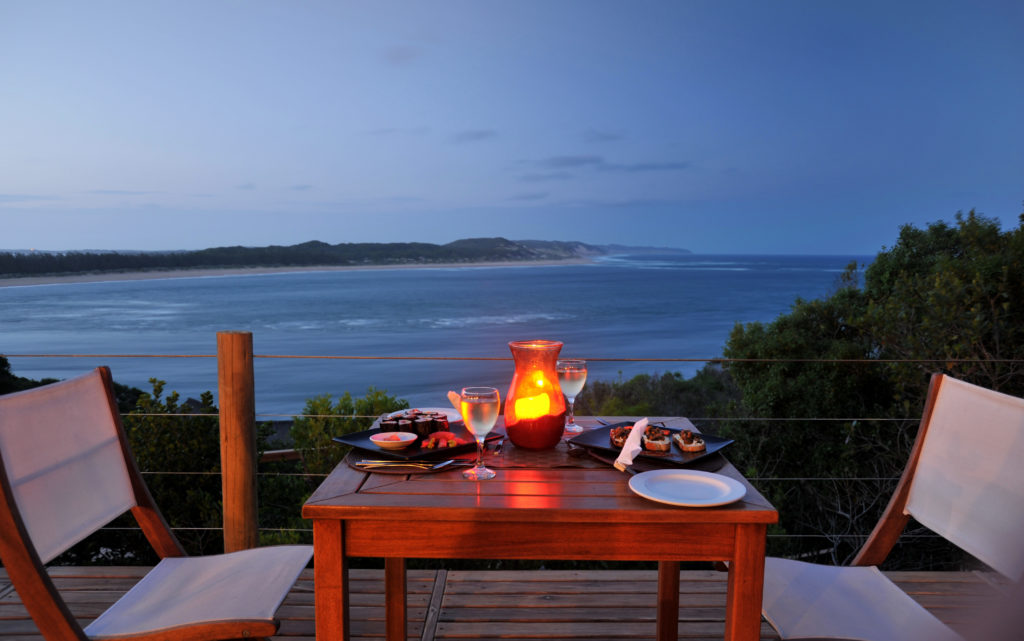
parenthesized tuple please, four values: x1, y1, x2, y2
(2, 1, 1022, 254)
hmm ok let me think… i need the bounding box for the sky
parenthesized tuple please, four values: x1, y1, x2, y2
(1, 1, 1022, 254)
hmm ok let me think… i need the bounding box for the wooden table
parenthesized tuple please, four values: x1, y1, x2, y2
(302, 417, 777, 641)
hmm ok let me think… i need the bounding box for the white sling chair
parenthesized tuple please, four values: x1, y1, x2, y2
(0, 367, 313, 641)
(761, 373, 1024, 640)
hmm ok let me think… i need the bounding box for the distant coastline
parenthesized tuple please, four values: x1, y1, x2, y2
(0, 257, 595, 288)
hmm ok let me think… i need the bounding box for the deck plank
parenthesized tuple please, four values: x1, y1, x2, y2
(0, 567, 1008, 640)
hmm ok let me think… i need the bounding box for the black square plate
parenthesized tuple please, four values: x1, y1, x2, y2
(333, 423, 501, 460)
(567, 422, 733, 467)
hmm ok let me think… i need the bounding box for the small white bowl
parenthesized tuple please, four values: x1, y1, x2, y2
(369, 431, 417, 450)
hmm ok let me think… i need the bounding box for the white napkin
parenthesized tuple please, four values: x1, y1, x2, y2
(447, 390, 461, 411)
(614, 417, 648, 472)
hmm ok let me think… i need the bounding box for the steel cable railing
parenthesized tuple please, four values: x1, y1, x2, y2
(6, 352, 1019, 363)
(6, 349, 1021, 564)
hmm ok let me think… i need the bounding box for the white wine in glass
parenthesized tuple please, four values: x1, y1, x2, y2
(556, 359, 587, 433)
(459, 386, 500, 480)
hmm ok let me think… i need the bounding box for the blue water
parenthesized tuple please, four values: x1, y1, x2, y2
(0, 254, 867, 416)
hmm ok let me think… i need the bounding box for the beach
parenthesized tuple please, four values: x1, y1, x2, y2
(0, 258, 594, 288)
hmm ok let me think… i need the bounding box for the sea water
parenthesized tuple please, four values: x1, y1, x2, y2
(0, 254, 867, 416)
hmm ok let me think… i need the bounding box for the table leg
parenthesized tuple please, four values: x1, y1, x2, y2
(313, 519, 350, 641)
(724, 524, 768, 641)
(657, 560, 680, 641)
(385, 557, 407, 641)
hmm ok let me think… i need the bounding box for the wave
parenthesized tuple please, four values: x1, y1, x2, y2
(595, 256, 753, 271)
(418, 312, 572, 329)
(265, 318, 383, 331)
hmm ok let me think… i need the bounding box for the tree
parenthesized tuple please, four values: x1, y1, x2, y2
(721, 209, 1024, 568)
(0, 356, 56, 394)
(722, 284, 903, 563)
(863, 210, 1024, 406)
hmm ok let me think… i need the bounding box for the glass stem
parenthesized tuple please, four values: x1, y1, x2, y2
(566, 398, 576, 424)
(476, 439, 485, 467)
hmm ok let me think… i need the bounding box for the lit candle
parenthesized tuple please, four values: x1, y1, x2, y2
(504, 339, 567, 450)
(514, 393, 551, 419)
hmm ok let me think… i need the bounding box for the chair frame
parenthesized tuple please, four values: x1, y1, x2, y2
(847, 372, 946, 568)
(762, 372, 1024, 641)
(0, 367, 283, 641)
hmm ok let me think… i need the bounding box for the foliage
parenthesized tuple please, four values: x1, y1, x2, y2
(290, 389, 408, 478)
(122, 379, 225, 556)
(863, 210, 1024, 405)
(255, 455, 312, 547)
(722, 286, 906, 563)
(0, 356, 57, 394)
(0, 238, 604, 278)
(0, 357, 143, 410)
(721, 209, 1024, 568)
(580, 365, 738, 420)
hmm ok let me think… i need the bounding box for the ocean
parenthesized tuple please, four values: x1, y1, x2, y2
(0, 254, 868, 416)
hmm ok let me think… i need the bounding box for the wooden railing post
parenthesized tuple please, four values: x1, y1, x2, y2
(217, 330, 258, 552)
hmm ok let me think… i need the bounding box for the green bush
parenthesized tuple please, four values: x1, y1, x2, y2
(580, 365, 738, 420)
(291, 389, 409, 478)
(122, 379, 225, 556)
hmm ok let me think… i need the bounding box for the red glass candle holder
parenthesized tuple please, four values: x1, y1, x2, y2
(504, 340, 567, 450)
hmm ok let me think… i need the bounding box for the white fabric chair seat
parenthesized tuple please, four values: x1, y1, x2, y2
(84, 545, 312, 639)
(762, 557, 962, 641)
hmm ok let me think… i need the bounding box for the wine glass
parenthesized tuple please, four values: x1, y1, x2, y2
(459, 386, 500, 480)
(557, 359, 588, 433)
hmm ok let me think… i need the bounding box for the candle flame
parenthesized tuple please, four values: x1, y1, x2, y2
(514, 393, 551, 419)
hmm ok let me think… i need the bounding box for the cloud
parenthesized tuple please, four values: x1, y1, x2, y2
(86, 189, 154, 196)
(451, 129, 497, 143)
(602, 161, 690, 172)
(236, 183, 257, 190)
(534, 155, 689, 173)
(0, 193, 58, 203)
(367, 126, 429, 136)
(290, 184, 313, 191)
(540, 155, 605, 169)
(519, 172, 574, 182)
(382, 45, 421, 65)
(507, 192, 549, 201)
(583, 129, 623, 143)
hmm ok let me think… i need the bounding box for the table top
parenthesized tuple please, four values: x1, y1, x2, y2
(302, 416, 777, 526)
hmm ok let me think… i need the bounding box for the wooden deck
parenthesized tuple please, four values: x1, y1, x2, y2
(0, 566, 1006, 640)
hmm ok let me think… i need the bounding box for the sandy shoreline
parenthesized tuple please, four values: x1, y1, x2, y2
(0, 258, 595, 288)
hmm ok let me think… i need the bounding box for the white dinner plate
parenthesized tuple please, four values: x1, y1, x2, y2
(386, 407, 463, 423)
(628, 469, 746, 507)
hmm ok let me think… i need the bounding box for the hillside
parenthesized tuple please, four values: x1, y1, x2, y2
(0, 238, 690, 278)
